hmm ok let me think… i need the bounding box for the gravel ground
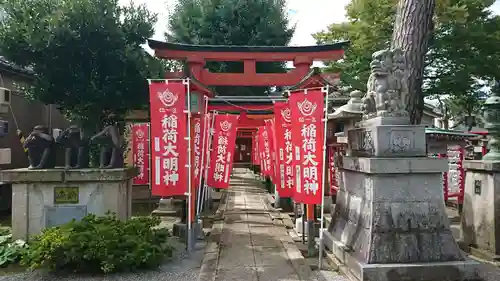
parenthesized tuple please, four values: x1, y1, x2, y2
(0, 238, 205, 281)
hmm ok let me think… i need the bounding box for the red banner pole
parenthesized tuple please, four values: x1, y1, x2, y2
(318, 86, 329, 269)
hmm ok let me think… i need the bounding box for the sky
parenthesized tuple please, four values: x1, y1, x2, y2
(121, 0, 500, 48)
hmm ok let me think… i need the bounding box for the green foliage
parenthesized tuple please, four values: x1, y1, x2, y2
(0, 0, 165, 127)
(0, 228, 28, 267)
(22, 214, 172, 274)
(166, 0, 295, 96)
(314, 0, 500, 123)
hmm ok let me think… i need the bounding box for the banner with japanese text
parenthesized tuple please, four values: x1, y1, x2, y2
(289, 89, 325, 204)
(252, 131, 259, 165)
(192, 116, 205, 189)
(149, 81, 188, 197)
(206, 114, 238, 189)
(260, 125, 272, 176)
(265, 120, 277, 183)
(203, 113, 213, 172)
(274, 102, 294, 198)
(327, 145, 335, 196)
(257, 126, 267, 173)
(132, 123, 150, 185)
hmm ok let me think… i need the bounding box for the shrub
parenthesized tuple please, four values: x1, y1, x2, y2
(22, 214, 172, 274)
(0, 227, 28, 267)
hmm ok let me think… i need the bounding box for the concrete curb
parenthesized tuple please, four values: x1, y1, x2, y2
(197, 190, 228, 281)
(261, 194, 319, 281)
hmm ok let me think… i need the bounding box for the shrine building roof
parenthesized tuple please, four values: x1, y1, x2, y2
(425, 128, 478, 140)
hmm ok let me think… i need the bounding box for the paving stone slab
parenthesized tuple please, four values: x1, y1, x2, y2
(255, 265, 300, 281)
(216, 266, 258, 281)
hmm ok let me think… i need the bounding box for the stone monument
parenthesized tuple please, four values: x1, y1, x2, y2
(462, 88, 500, 260)
(1, 122, 137, 240)
(322, 49, 479, 281)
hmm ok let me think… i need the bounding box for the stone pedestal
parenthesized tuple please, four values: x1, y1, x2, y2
(323, 123, 479, 281)
(462, 160, 500, 259)
(295, 217, 320, 237)
(0, 168, 136, 240)
(151, 198, 178, 217)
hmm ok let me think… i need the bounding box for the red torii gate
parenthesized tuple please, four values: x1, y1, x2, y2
(147, 39, 347, 134)
(146, 39, 348, 245)
(148, 40, 346, 87)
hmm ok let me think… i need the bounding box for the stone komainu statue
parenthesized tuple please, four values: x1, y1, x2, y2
(361, 48, 409, 120)
(55, 125, 90, 169)
(23, 125, 56, 169)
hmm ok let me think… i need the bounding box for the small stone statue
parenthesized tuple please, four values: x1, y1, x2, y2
(90, 123, 124, 169)
(23, 125, 56, 169)
(55, 125, 90, 169)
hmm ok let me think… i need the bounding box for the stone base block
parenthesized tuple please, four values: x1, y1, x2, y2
(294, 217, 320, 237)
(462, 160, 500, 257)
(329, 156, 465, 265)
(0, 168, 136, 240)
(323, 231, 480, 281)
(173, 222, 203, 241)
(151, 198, 178, 217)
(348, 124, 427, 157)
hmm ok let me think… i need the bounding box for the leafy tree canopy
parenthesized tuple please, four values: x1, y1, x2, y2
(0, 0, 163, 127)
(314, 0, 500, 125)
(166, 0, 295, 96)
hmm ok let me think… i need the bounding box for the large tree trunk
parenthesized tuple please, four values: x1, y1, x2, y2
(391, 0, 436, 124)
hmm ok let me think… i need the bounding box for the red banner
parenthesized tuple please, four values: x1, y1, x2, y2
(289, 89, 325, 204)
(260, 125, 272, 176)
(192, 116, 204, 188)
(132, 123, 150, 185)
(266, 120, 278, 183)
(149, 81, 188, 197)
(274, 102, 294, 198)
(252, 131, 259, 165)
(257, 126, 267, 173)
(206, 114, 239, 189)
(203, 113, 213, 172)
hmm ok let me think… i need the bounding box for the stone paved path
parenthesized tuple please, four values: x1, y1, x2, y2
(202, 168, 321, 281)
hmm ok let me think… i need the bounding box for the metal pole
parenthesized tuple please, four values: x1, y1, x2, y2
(318, 86, 330, 269)
(302, 203, 305, 244)
(147, 122, 153, 211)
(184, 79, 193, 253)
(197, 96, 209, 217)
